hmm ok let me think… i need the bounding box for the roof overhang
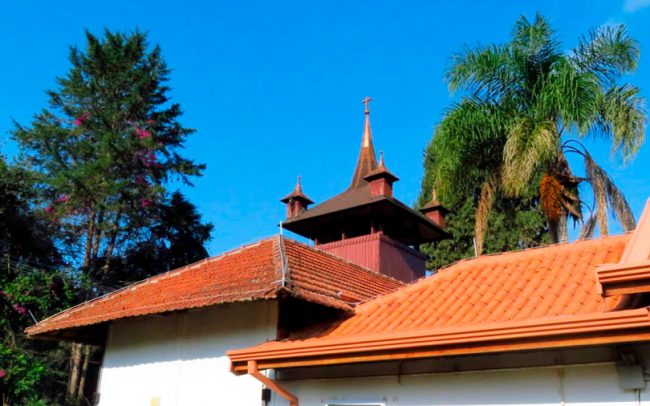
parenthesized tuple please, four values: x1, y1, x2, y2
(228, 308, 650, 374)
(284, 198, 449, 245)
(596, 199, 650, 296)
(597, 261, 650, 296)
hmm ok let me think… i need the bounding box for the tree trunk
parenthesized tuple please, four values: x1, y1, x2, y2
(102, 211, 123, 276)
(474, 180, 495, 255)
(67, 342, 82, 402)
(82, 211, 96, 269)
(76, 345, 91, 404)
(596, 192, 608, 236)
(92, 210, 104, 263)
(558, 215, 569, 243)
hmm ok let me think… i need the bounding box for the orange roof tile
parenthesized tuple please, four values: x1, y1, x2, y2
(26, 237, 403, 340)
(229, 234, 646, 371)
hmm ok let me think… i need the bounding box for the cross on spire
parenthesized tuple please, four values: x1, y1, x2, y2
(362, 96, 372, 114)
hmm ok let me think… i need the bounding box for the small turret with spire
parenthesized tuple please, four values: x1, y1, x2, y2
(364, 152, 399, 197)
(420, 188, 450, 228)
(281, 176, 313, 218)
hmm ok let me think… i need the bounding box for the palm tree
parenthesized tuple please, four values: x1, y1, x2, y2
(429, 14, 645, 253)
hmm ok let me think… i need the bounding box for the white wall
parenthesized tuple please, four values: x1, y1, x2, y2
(272, 363, 648, 406)
(97, 300, 278, 406)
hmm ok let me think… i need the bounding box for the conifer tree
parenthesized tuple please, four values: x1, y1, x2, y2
(14, 29, 204, 279)
(13, 29, 208, 404)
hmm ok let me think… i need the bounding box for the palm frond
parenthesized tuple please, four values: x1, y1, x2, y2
(446, 45, 513, 99)
(571, 24, 639, 85)
(593, 85, 646, 160)
(511, 13, 560, 61)
(541, 57, 599, 134)
(583, 153, 636, 232)
(430, 98, 509, 199)
(502, 118, 557, 196)
(578, 214, 597, 239)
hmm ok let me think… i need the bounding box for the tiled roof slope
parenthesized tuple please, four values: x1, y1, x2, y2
(230, 234, 635, 365)
(26, 237, 403, 338)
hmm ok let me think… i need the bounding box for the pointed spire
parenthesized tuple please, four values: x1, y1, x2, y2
(420, 186, 450, 228)
(281, 176, 313, 204)
(364, 151, 398, 183)
(350, 97, 378, 189)
(281, 176, 313, 219)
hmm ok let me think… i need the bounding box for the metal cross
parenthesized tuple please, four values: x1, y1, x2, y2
(362, 96, 372, 114)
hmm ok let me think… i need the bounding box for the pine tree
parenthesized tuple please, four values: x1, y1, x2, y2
(14, 29, 205, 279)
(13, 29, 208, 404)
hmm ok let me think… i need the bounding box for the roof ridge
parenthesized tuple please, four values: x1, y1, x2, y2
(435, 232, 633, 274)
(276, 234, 290, 288)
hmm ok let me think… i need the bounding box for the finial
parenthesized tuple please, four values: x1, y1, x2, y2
(431, 187, 437, 203)
(362, 96, 372, 115)
(378, 151, 385, 166)
(295, 175, 302, 192)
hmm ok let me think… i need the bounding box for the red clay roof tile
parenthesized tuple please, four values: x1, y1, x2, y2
(26, 237, 403, 339)
(228, 234, 637, 369)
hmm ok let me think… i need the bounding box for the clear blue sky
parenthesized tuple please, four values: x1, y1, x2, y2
(1, 0, 649, 255)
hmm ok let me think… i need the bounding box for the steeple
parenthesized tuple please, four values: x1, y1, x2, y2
(349, 96, 378, 189)
(280, 98, 450, 282)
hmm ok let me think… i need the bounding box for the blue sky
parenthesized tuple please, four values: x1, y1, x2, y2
(1, 0, 649, 254)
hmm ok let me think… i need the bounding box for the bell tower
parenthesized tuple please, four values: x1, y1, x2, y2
(280, 98, 449, 282)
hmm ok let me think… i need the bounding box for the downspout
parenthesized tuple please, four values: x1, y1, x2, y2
(248, 360, 299, 406)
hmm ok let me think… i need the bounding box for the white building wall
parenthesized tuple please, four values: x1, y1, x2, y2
(97, 300, 277, 406)
(273, 363, 648, 406)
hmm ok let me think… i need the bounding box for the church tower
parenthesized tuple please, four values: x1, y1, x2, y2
(281, 98, 449, 282)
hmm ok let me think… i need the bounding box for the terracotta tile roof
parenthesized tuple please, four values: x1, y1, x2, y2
(26, 237, 403, 339)
(229, 234, 647, 371)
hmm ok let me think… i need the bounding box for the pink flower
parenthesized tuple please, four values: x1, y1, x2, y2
(136, 128, 151, 139)
(139, 150, 157, 167)
(54, 194, 70, 204)
(44, 206, 55, 213)
(140, 198, 153, 208)
(13, 305, 26, 315)
(146, 119, 154, 125)
(0, 370, 6, 379)
(73, 112, 89, 127)
(135, 175, 149, 186)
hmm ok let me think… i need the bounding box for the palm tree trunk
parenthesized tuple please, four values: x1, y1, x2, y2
(558, 215, 569, 243)
(474, 180, 495, 255)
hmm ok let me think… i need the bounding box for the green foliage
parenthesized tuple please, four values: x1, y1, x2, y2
(3, 29, 213, 403)
(422, 13, 646, 257)
(0, 261, 76, 405)
(0, 156, 76, 405)
(93, 191, 213, 286)
(419, 161, 550, 270)
(13, 29, 206, 278)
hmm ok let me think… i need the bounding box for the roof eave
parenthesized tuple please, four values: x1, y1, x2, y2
(229, 308, 650, 374)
